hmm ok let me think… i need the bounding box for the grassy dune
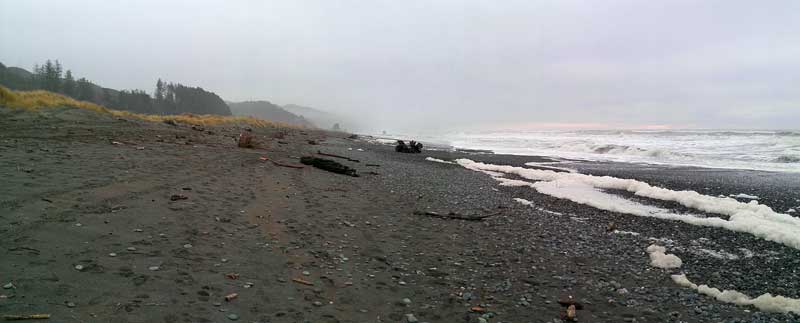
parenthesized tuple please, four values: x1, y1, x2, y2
(0, 86, 288, 128)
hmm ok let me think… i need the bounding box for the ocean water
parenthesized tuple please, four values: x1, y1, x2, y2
(438, 130, 800, 173)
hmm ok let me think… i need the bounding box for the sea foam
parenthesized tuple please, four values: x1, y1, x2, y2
(456, 159, 800, 250)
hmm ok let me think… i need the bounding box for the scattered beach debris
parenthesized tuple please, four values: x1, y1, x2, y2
(300, 157, 358, 177)
(557, 295, 583, 321)
(170, 194, 188, 201)
(317, 150, 360, 162)
(224, 293, 238, 302)
(395, 140, 423, 153)
(237, 129, 254, 148)
(413, 210, 496, 221)
(2, 314, 51, 320)
(291, 278, 314, 286)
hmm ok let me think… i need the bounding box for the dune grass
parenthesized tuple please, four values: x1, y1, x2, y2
(0, 86, 284, 128)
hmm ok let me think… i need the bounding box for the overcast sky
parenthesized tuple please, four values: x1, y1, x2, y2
(1, 0, 798, 132)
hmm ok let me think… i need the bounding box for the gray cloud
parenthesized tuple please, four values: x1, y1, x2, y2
(2, 0, 798, 132)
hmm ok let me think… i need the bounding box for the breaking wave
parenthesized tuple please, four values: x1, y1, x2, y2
(443, 129, 800, 172)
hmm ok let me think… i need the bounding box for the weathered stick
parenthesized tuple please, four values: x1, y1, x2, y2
(292, 278, 314, 286)
(317, 150, 360, 163)
(3, 314, 51, 320)
(413, 210, 496, 221)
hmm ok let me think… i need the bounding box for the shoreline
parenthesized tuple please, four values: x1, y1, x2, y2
(1, 106, 799, 322)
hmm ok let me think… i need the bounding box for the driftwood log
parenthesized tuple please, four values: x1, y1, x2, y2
(395, 140, 423, 153)
(317, 150, 360, 163)
(300, 157, 359, 177)
(413, 210, 496, 221)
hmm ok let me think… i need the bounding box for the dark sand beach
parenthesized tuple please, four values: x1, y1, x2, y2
(2, 106, 799, 323)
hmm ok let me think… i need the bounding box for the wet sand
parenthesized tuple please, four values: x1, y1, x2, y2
(1, 106, 799, 322)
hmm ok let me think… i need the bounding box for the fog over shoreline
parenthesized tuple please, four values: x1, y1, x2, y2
(2, 1, 799, 132)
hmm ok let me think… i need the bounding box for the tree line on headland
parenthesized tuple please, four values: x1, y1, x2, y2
(0, 59, 231, 116)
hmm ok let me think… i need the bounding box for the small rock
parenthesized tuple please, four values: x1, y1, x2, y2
(226, 313, 239, 321)
(402, 298, 412, 305)
(477, 318, 488, 323)
(109, 253, 117, 257)
(66, 302, 76, 308)
(2, 283, 13, 289)
(183, 243, 193, 248)
(133, 229, 143, 232)
(74, 264, 84, 271)
(399, 281, 407, 286)
(312, 301, 323, 307)
(405, 313, 419, 323)
(127, 247, 137, 251)
(148, 266, 160, 271)
(302, 271, 310, 276)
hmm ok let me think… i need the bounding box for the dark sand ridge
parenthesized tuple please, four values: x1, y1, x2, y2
(1, 106, 799, 322)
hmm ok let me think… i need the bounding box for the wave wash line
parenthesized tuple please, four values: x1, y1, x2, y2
(455, 159, 800, 251)
(450, 158, 800, 313)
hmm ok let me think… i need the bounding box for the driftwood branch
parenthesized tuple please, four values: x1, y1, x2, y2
(413, 210, 497, 221)
(259, 157, 305, 169)
(317, 150, 360, 163)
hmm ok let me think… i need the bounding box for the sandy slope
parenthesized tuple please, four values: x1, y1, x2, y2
(1, 106, 799, 322)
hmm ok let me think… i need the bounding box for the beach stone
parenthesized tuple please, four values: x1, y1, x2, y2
(312, 301, 323, 307)
(66, 302, 76, 308)
(109, 253, 117, 257)
(127, 247, 137, 251)
(302, 271, 310, 276)
(74, 264, 84, 271)
(402, 298, 412, 305)
(148, 266, 160, 271)
(183, 243, 193, 248)
(405, 314, 419, 323)
(226, 313, 239, 321)
(477, 317, 488, 323)
(3, 283, 13, 289)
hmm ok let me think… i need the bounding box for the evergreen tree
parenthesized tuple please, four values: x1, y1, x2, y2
(63, 70, 76, 97)
(76, 77, 93, 101)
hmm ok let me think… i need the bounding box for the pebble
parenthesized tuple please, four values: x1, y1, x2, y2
(2, 283, 13, 289)
(399, 281, 407, 286)
(226, 313, 239, 321)
(402, 298, 412, 305)
(405, 314, 419, 323)
(148, 266, 160, 271)
(312, 301, 323, 307)
(66, 302, 76, 308)
(477, 318, 488, 323)
(74, 264, 84, 271)
(183, 243, 193, 248)
(302, 271, 310, 276)
(108, 253, 117, 257)
(133, 229, 143, 232)
(127, 247, 137, 251)
(213, 302, 222, 307)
